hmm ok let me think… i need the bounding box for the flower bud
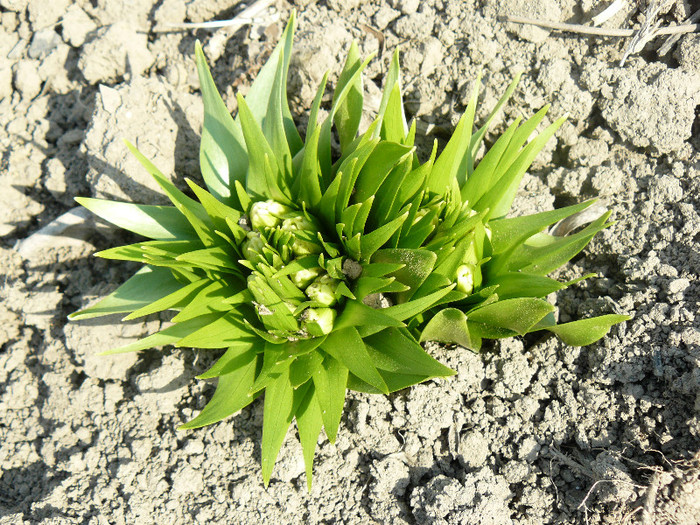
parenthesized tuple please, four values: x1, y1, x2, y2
(456, 264, 475, 295)
(281, 215, 315, 232)
(305, 274, 338, 306)
(303, 307, 336, 337)
(291, 267, 322, 289)
(250, 200, 290, 230)
(242, 232, 265, 262)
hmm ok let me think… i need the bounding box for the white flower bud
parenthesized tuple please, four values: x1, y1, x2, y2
(303, 308, 336, 336)
(456, 264, 474, 295)
(291, 267, 322, 289)
(305, 275, 338, 306)
(250, 200, 290, 230)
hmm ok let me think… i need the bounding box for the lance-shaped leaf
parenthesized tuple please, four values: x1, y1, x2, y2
(195, 41, 245, 204)
(544, 314, 630, 346)
(321, 327, 388, 394)
(504, 211, 612, 276)
(420, 308, 478, 351)
(125, 141, 218, 245)
(101, 313, 225, 355)
(179, 348, 259, 429)
(312, 354, 348, 444)
(467, 297, 554, 335)
(365, 327, 455, 379)
(427, 76, 480, 192)
(467, 72, 522, 175)
(261, 369, 308, 486)
(375, 49, 408, 141)
(474, 115, 566, 219)
(295, 384, 324, 489)
(372, 248, 436, 303)
(69, 266, 183, 320)
(176, 310, 258, 348)
(236, 93, 290, 203)
(333, 41, 364, 152)
(75, 198, 198, 241)
(123, 277, 210, 321)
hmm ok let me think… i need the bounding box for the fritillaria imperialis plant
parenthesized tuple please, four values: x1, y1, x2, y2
(71, 13, 628, 487)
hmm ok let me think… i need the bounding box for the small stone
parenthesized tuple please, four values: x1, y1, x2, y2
(0, 0, 28, 13)
(373, 5, 400, 30)
(458, 432, 490, 468)
(668, 278, 690, 295)
(28, 28, 61, 59)
(61, 5, 97, 48)
(13, 60, 43, 99)
(79, 23, 154, 84)
(0, 66, 12, 100)
(27, 0, 71, 28)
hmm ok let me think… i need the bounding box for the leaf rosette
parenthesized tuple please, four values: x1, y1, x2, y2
(71, 13, 629, 487)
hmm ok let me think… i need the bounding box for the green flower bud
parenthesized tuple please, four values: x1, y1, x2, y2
(456, 264, 475, 295)
(281, 215, 315, 232)
(305, 274, 338, 306)
(242, 232, 265, 262)
(291, 267, 322, 289)
(250, 200, 290, 230)
(303, 307, 336, 337)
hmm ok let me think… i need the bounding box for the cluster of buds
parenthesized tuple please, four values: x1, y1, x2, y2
(241, 200, 343, 339)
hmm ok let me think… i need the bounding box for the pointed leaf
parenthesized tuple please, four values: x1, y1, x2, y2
(312, 354, 348, 444)
(179, 349, 259, 429)
(545, 314, 630, 346)
(321, 327, 388, 394)
(75, 198, 198, 241)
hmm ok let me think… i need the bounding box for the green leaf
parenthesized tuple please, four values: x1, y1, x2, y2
(290, 352, 324, 388)
(179, 348, 259, 429)
(460, 117, 520, 204)
(419, 308, 477, 351)
(195, 41, 244, 204)
(69, 266, 182, 320)
(261, 367, 295, 486)
(474, 115, 566, 219)
(101, 313, 224, 354)
(365, 327, 455, 378)
(333, 41, 364, 152)
(467, 297, 554, 335)
(295, 384, 323, 489)
(334, 300, 405, 331)
(372, 248, 437, 303)
(171, 279, 242, 322)
(467, 72, 522, 174)
(359, 212, 409, 262)
(504, 212, 612, 276)
(123, 277, 209, 321)
(319, 53, 375, 184)
(236, 93, 290, 203)
(176, 310, 258, 349)
(176, 245, 239, 272)
(197, 340, 263, 379)
(375, 49, 407, 139)
(354, 142, 414, 205)
(125, 141, 218, 245)
(486, 272, 595, 300)
(312, 354, 348, 444)
(427, 76, 480, 192)
(545, 314, 630, 346)
(381, 82, 408, 143)
(185, 178, 242, 231)
(293, 126, 323, 211)
(321, 327, 388, 394)
(488, 199, 596, 268)
(75, 198, 198, 241)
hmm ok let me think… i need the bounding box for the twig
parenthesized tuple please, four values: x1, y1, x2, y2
(501, 15, 699, 37)
(658, 8, 700, 55)
(620, 0, 664, 66)
(592, 0, 627, 26)
(157, 0, 275, 31)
